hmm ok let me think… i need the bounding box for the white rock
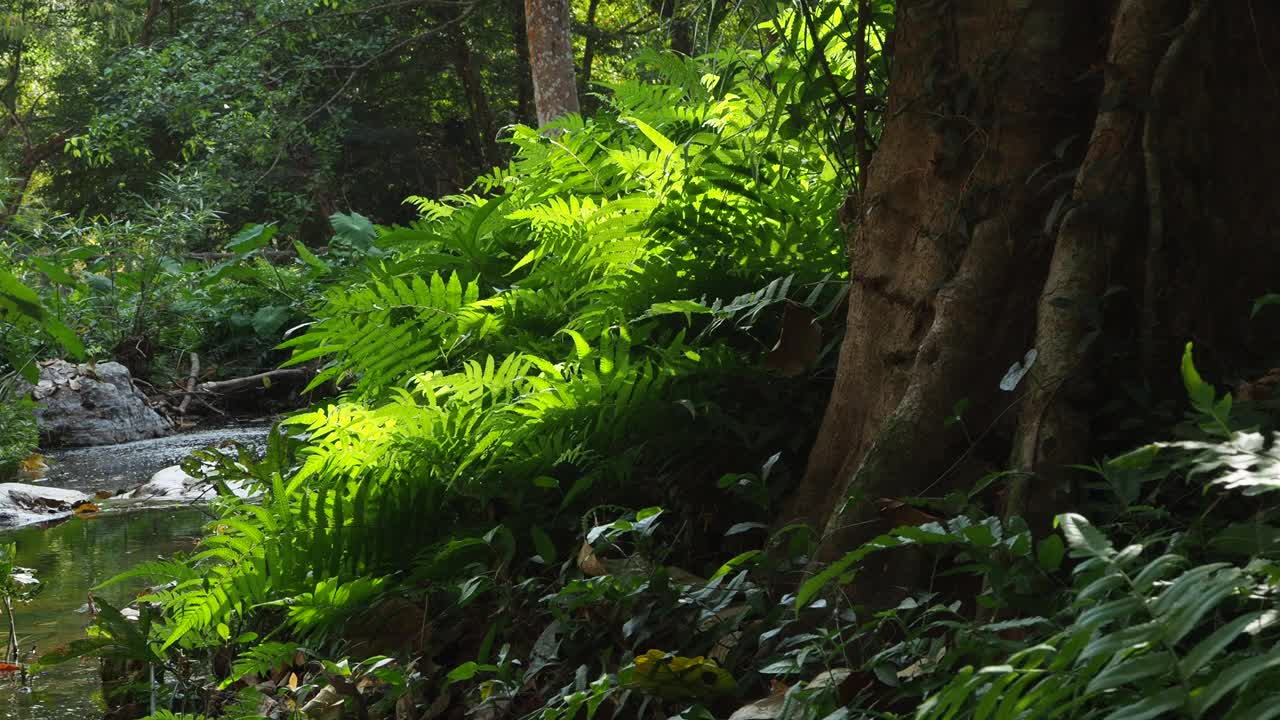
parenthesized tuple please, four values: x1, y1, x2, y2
(10, 569, 38, 586)
(127, 464, 256, 501)
(128, 465, 199, 499)
(0, 483, 91, 527)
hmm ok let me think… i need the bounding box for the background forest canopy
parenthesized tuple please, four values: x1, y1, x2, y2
(1, 1, 1280, 720)
(0, 0, 869, 382)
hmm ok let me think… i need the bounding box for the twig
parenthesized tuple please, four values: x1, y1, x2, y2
(4, 595, 17, 663)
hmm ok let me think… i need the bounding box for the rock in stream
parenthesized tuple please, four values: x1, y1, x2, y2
(0, 483, 91, 526)
(21, 359, 172, 447)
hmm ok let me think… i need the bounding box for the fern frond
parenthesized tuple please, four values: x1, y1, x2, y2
(281, 269, 490, 396)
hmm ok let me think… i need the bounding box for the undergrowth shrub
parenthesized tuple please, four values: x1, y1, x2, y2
(0, 396, 37, 480)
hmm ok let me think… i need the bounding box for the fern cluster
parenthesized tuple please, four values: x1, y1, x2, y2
(273, 49, 846, 522)
(108, 50, 846, 655)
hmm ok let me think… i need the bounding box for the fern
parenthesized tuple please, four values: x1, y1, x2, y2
(94, 559, 201, 589)
(271, 576, 388, 639)
(223, 642, 300, 687)
(132, 46, 849, 669)
(1153, 432, 1280, 496)
(281, 269, 489, 396)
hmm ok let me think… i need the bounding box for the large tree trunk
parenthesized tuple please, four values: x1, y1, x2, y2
(524, 0, 581, 126)
(786, 0, 1280, 603)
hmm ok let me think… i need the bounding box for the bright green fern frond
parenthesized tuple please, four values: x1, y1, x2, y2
(281, 269, 489, 396)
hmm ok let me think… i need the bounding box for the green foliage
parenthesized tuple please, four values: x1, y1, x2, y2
(10, 2, 884, 719)
(280, 269, 485, 395)
(268, 47, 846, 515)
(2, 197, 348, 385)
(38, 597, 162, 669)
(80, 44, 854, 720)
(918, 513, 1280, 720)
(223, 642, 301, 689)
(167, 45, 850, 595)
(0, 396, 37, 480)
(25, 1, 1279, 719)
(0, 263, 84, 381)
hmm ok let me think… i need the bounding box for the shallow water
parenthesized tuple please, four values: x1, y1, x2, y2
(0, 509, 208, 719)
(0, 424, 271, 719)
(41, 424, 272, 495)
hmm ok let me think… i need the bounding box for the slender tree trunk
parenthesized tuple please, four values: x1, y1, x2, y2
(511, 0, 535, 126)
(669, 0, 693, 56)
(0, 131, 68, 228)
(524, 0, 580, 126)
(2, 163, 35, 224)
(579, 0, 602, 107)
(784, 0, 1280, 606)
(451, 29, 499, 165)
(140, 0, 164, 45)
(1, 42, 22, 115)
(649, 0, 692, 55)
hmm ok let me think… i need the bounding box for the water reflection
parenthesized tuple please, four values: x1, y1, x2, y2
(0, 423, 270, 718)
(0, 509, 208, 719)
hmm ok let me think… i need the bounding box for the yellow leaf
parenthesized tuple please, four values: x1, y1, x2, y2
(625, 649, 736, 699)
(18, 454, 45, 472)
(18, 454, 47, 480)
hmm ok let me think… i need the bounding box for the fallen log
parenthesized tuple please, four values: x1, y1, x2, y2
(195, 368, 311, 395)
(187, 247, 328, 264)
(187, 249, 302, 263)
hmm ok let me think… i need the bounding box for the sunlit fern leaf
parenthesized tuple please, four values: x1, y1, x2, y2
(280, 269, 486, 396)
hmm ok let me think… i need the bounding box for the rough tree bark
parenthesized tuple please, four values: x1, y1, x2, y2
(1005, 0, 1185, 528)
(524, 0, 581, 126)
(786, 0, 1280, 603)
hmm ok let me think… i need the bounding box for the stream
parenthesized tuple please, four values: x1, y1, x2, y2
(0, 424, 271, 720)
